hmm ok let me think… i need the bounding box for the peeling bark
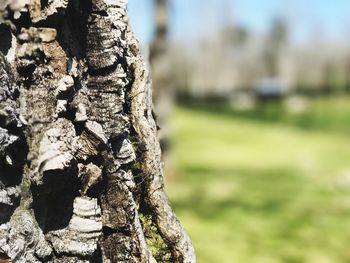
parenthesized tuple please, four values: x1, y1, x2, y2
(0, 0, 195, 262)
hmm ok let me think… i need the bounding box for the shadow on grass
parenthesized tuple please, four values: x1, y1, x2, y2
(172, 165, 313, 220)
(172, 165, 350, 258)
(179, 98, 350, 134)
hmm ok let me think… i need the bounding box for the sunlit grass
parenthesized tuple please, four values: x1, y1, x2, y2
(166, 98, 350, 263)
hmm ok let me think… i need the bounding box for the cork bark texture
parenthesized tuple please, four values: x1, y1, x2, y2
(0, 0, 195, 262)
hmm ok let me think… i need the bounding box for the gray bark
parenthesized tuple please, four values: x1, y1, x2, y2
(0, 0, 195, 262)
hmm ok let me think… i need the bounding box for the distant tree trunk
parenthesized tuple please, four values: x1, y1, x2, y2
(346, 60, 350, 93)
(265, 18, 288, 78)
(0, 1, 195, 262)
(150, 0, 172, 152)
(322, 62, 334, 95)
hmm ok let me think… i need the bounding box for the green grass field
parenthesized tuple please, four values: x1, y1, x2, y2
(166, 97, 350, 263)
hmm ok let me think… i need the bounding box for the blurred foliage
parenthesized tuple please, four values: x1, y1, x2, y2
(166, 97, 350, 263)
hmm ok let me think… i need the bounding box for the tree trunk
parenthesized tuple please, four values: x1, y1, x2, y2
(150, 0, 172, 153)
(0, 1, 195, 262)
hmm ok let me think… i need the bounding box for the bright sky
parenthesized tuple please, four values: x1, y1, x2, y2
(128, 0, 350, 45)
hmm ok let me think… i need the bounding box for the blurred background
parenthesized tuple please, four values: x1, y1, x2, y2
(129, 1, 350, 262)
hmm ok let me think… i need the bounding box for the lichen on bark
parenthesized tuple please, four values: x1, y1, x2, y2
(0, 0, 195, 262)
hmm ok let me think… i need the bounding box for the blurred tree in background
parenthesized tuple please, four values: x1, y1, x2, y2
(264, 17, 288, 78)
(150, 0, 173, 153)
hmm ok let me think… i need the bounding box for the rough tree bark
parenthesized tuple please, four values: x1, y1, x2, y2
(0, 0, 195, 262)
